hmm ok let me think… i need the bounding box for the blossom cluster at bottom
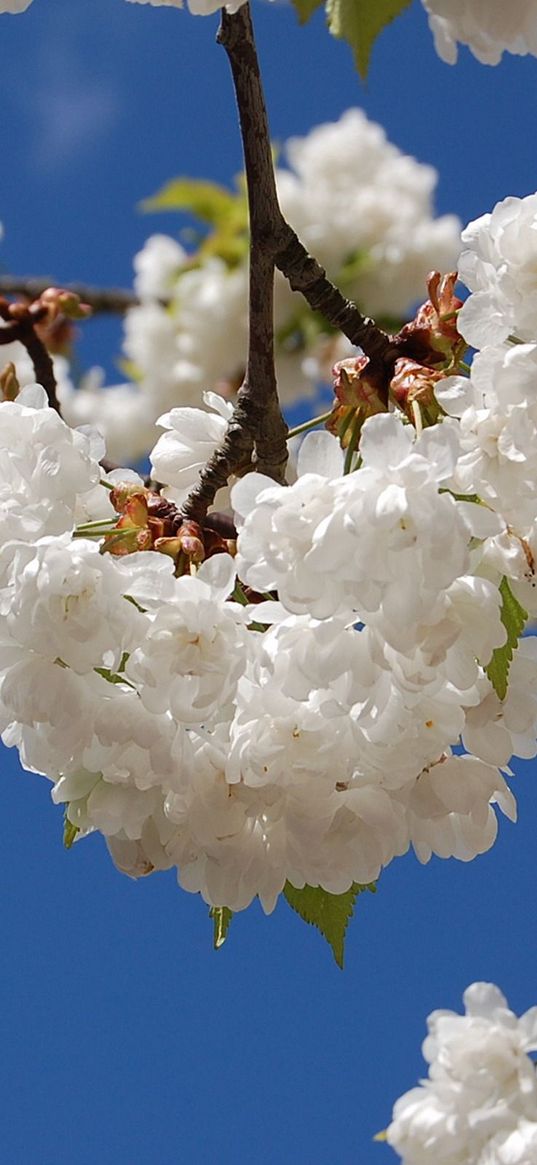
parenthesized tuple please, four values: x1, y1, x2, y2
(1, 384, 536, 922)
(387, 983, 537, 1164)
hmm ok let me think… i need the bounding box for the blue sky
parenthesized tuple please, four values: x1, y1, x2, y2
(1, 3, 537, 1162)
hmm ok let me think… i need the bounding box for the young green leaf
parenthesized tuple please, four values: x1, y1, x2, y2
(94, 667, 133, 687)
(291, 0, 323, 24)
(209, 906, 233, 950)
(63, 813, 80, 850)
(485, 577, 528, 700)
(140, 177, 238, 224)
(326, 0, 412, 79)
(283, 881, 376, 968)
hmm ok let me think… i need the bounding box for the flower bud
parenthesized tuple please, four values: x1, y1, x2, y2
(390, 357, 445, 425)
(327, 355, 387, 446)
(0, 361, 20, 402)
(396, 271, 465, 368)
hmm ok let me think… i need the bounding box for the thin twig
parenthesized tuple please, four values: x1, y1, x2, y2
(0, 276, 139, 314)
(273, 229, 397, 373)
(0, 303, 61, 413)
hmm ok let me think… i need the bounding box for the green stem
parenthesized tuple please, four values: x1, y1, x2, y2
(343, 415, 362, 475)
(73, 528, 117, 540)
(458, 360, 472, 374)
(232, 581, 249, 606)
(75, 518, 118, 532)
(507, 334, 526, 345)
(286, 410, 333, 440)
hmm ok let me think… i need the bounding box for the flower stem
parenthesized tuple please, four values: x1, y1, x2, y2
(343, 415, 362, 475)
(286, 410, 333, 439)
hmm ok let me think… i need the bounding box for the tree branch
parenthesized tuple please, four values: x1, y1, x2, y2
(219, 4, 288, 483)
(182, 4, 403, 523)
(0, 302, 60, 413)
(0, 276, 139, 315)
(273, 230, 397, 371)
(216, 6, 397, 379)
(182, 3, 289, 522)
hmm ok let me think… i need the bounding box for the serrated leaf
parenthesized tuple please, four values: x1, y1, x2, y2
(291, 0, 323, 23)
(141, 178, 238, 224)
(485, 577, 527, 700)
(209, 906, 233, 950)
(63, 813, 79, 850)
(284, 881, 376, 968)
(326, 0, 412, 79)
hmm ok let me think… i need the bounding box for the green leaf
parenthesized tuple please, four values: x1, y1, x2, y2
(94, 663, 132, 687)
(485, 577, 528, 701)
(209, 906, 233, 950)
(291, 0, 323, 23)
(283, 881, 376, 968)
(325, 0, 412, 78)
(140, 176, 249, 269)
(63, 813, 79, 850)
(141, 177, 238, 223)
(337, 247, 373, 290)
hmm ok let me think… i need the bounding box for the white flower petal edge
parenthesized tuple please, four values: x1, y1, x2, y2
(422, 0, 537, 65)
(387, 982, 537, 1164)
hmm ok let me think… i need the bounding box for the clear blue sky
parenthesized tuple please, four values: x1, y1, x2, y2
(0, 3, 536, 1162)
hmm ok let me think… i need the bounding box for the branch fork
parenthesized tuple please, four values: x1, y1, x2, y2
(182, 3, 398, 524)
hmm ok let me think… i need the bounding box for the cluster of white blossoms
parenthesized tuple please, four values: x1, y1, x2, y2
(51, 109, 458, 462)
(0, 112, 458, 463)
(2, 186, 537, 914)
(3, 0, 537, 919)
(387, 983, 537, 1164)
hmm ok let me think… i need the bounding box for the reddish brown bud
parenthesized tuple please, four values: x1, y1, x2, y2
(121, 494, 150, 529)
(38, 287, 92, 322)
(176, 520, 205, 562)
(8, 302, 28, 321)
(109, 483, 149, 514)
(390, 358, 445, 425)
(395, 271, 465, 369)
(153, 536, 184, 560)
(0, 361, 20, 402)
(328, 355, 387, 446)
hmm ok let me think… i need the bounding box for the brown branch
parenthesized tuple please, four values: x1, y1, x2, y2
(0, 276, 139, 315)
(182, 4, 402, 523)
(219, 5, 288, 483)
(182, 3, 289, 523)
(273, 230, 398, 372)
(215, 6, 397, 378)
(0, 302, 60, 413)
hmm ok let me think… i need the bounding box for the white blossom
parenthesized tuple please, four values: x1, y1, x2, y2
(0, 385, 103, 548)
(0, 0, 33, 11)
(126, 0, 248, 11)
(422, 0, 537, 65)
(125, 554, 248, 726)
(47, 110, 459, 462)
(458, 194, 537, 348)
(150, 391, 233, 506)
(387, 983, 537, 1164)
